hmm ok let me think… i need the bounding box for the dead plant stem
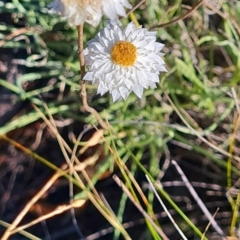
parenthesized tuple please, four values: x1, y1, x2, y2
(150, 0, 204, 30)
(77, 25, 107, 129)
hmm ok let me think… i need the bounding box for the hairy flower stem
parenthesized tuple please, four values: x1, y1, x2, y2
(77, 24, 107, 129)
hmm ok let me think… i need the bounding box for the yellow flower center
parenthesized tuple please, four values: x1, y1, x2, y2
(111, 41, 137, 66)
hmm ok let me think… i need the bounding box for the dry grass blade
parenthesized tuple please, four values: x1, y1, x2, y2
(227, 111, 240, 189)
(113, 174, 169, 240)
(204, 0, 226, 18)
(125, 0, 145, 17)
(31, 103, 130, 239)
(172, 160, 224, 236)
(114, 152, 149, 205)
(11, 199, 86, 235)
(166, 94, 240, 162)
(231, 88, 240, 114)
(201, 208, 221, 240)
(145, 175, 188, 240)
(1, 172, 62, 240)
(0, 220, 41, 240)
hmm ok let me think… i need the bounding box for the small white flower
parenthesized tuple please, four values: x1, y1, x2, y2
(48, 0, 132, 27)
(84, 22, 167, 102)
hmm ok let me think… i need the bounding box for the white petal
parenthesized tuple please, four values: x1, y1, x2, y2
(112, 89, 121, 102)
(133, 85, 143, 98)
(83, 72, 93, 81)
(119, 86, 130, 99)
(102, 1, 117, 20)
(97, 82, 109, 95)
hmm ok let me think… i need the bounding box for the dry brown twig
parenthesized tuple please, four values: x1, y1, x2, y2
(150, 0, 204, 30)
(125, 0, 145, 16)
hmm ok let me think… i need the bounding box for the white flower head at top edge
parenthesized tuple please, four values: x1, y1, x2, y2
(48, 0, 132, 27)
(83, 21, 168, 102)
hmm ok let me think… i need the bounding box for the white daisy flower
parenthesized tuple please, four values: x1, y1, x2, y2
(83, 21, 167, 102)
(48, 0, 132, 27)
